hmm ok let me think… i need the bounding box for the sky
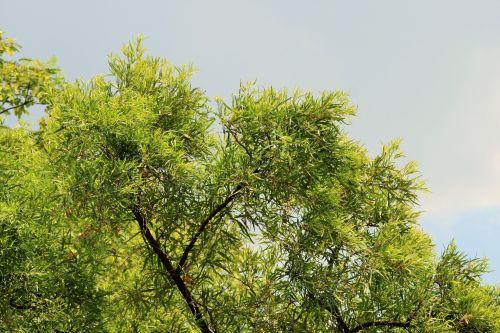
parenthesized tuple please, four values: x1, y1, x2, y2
(1, 0, 499, 283)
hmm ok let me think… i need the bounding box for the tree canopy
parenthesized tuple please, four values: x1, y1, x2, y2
(1, 32, 499, 332)
(0, 31, 61, 118)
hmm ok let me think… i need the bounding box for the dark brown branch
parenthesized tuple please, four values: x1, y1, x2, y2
(0, 100, 32, 115)
(349, 300, 420, 333)
(132, 206, 214, 333)
(322, 302, 350, 333)
(1, 82, 34, 116)
(9, 300, 35, 310)
(228, 128, 252, 158)
(308, 292, 349, 333)
(176, 160, 266, 273)
(349, 320, 412, 333)
(177, 184, 243, 271)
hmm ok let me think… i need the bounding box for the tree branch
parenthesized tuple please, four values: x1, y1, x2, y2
(177, 183, 243, 271)
(349, 320, 412, 333)
(1, 82, 34, 116)
(131, 206, 215, 333)
(9, 299, 35, 310)
(322, 301, 350, 333)
(228, 128, 252, 158)
(308, 292, 349, 333)
(176, 159, 267, 272)
(0, 100, 32, 115)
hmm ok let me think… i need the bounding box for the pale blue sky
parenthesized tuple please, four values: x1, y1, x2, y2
(2, 0, 499, 283)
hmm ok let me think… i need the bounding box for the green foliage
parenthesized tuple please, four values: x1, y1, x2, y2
(0, 31, 62, 118)
(0, 123, 105, 332)
(1, 33, 499, 332)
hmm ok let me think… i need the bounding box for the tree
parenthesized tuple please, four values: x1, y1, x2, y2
(1, 34, 499, 332)
(0, 31, 61, 118)
(0, 32, 104, 332)
(0, 122, 106, 332)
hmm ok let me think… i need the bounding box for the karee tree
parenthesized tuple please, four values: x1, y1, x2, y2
(0, 32, 104, 332)
(2, 34, 499, 332)
(0, 31, 61, 118)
